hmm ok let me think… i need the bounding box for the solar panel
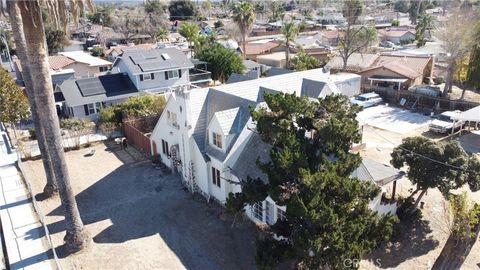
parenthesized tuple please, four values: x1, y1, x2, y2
(76, 78, 106, 97)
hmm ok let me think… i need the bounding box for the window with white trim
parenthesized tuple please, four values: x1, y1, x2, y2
(85, 102, 103, 115)
(277, 207, 286, 221)
(212, 132, 222, 149)
(265, 201, 274, 225)
(140, 73, 155, 81)
(167, 110, 178, 127)
(161, 139, 169, 156)
(167, 70, 179, 79)
(253, 202, 263, 221)
(99, 66, 109, 72)
(211, 167, 221, 188)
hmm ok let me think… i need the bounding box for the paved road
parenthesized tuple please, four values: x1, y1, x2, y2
(0, 123, 54, 270)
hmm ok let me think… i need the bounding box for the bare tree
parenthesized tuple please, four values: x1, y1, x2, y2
(436, 10, 476, 96)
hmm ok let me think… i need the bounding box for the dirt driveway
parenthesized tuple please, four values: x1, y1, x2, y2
(358, 107, 480, 270)
(22, 142, 256, 270)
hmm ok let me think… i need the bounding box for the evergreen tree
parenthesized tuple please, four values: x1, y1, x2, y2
(227, 93, 397, 269)
(196, 43, 244, 83)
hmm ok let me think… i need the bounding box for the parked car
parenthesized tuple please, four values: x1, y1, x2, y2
(429, 111, 464, 134)
(351, 93, 383, 108)
(380, 41, 395, 48)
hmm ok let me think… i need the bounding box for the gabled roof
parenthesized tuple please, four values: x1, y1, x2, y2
(59, 51, 112, 67)
(327, 53, 379, 72)
(59, 73, 138, 107)
(105, 43, 157, 56)
(213, 107, 243, 135)
(359, 54, 431, 79)
(114, 48, 193, 75)
(378, 29, 415, 38)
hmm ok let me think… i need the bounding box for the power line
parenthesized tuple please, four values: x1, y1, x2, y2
(365, 125, 480, 175)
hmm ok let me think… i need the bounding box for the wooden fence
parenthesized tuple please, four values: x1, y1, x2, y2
(365, 87, 480, 112)
(122, 115, 160, 156)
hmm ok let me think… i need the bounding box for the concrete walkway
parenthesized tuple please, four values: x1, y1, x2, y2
(0, 123, 54, 270)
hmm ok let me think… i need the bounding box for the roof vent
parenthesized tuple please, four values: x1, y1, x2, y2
(161, 53, 171, 60)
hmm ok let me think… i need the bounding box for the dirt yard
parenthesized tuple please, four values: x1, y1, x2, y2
(358, 107, 480, 270)
(21, 141, 256, 270)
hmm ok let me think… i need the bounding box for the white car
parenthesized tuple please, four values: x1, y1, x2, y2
(351, 93, 383, 108)
(429, 111, 464, 134)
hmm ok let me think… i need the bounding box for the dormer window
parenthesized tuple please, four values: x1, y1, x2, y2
(212, 132, 222, 149)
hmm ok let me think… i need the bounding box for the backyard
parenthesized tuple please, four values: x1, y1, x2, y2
(21, 141, 256, 270)
(358, 105, 480, 269)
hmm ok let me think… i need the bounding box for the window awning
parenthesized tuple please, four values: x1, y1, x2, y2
(368, 76, 408, 83)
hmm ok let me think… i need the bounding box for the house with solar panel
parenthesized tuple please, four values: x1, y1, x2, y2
(148, 68, 399, 225)
(57, 48, 211, 119)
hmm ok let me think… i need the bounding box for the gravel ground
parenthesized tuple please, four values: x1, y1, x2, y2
(359, 118, 480, 270)
(21, 141, 256, 270)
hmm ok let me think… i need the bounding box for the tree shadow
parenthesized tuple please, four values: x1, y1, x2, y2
(24, 158, 257, 270)
(367, 218, 439, 268)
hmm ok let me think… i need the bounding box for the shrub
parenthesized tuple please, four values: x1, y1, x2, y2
(214, 20, 224, 29)
(436, 76, 445, 85)
(391, 19, 400, 26)
(98, 95, 167, 124)
(60, 118, 92, 131)
(28, 127, 36, 140)
(91, 47, 105, 57)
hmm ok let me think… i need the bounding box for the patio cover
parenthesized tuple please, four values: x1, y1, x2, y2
(452, 106, 480, 122)
(368, 76, 408, 83)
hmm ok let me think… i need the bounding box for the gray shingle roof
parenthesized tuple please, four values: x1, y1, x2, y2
(266, 67, 294, 77)
(231, 133, 272, 183)
(226, 73, 254, 84)
(351, 157, 404, 186)
(60, 73, 138, 107)
(114, 48, 194, 75)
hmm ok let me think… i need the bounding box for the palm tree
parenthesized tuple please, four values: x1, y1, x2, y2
(233, 2, 256, 59)
(6, 1, 58, 197)
(156, 27, 170, 43)
(415, 13, 434, 47)
(282, 22, 299, 69)
(6, 0, 90, 253)
(178, 22, 199, 56)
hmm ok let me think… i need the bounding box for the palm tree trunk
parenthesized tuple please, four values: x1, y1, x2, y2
(285, 41, 290, 69)
(7, 1, 58, 196)
(17, 1, 89, 252)
(242, 28, 247, 60)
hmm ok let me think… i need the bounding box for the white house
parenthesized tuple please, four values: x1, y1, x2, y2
(58, 51, 112, 78)
(149, 69, 399, 226)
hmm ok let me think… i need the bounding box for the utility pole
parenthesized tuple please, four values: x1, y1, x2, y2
(0, 34, 14, 72)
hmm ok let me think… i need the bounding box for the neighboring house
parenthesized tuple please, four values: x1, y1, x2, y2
(243, 60, 261, 79)
(13, 56, 75, 88)
(226, 73, 255, 84)
(256, 52, 290, 68)
(57, 51, 112, 78)
(327, 53, 380, 73)
(378, 28, 416, 45)
(357, 54, 434, 89)
(104, 43, 157, 61)
(320, 30, 343, 46)
(149, 69, 364, 225)
(112, 48, 194, 93)
(58, 73, 139, 119)
(58, 48, 210, 119)
(240, 41, 280, 61)
(295, 36, 322, 48)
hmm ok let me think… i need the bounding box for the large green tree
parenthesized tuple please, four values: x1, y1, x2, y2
(338, 0, 377, 71)
(196, 42, 244, 83)
(391, 136, 480, 212)
(227, 93, 397, 269)
(168, 0, 197, 21)
(0, 68, 31, 138)
(232, 1, 256, 59)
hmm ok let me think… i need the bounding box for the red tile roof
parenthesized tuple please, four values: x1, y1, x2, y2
(48, 55, 76, 70)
